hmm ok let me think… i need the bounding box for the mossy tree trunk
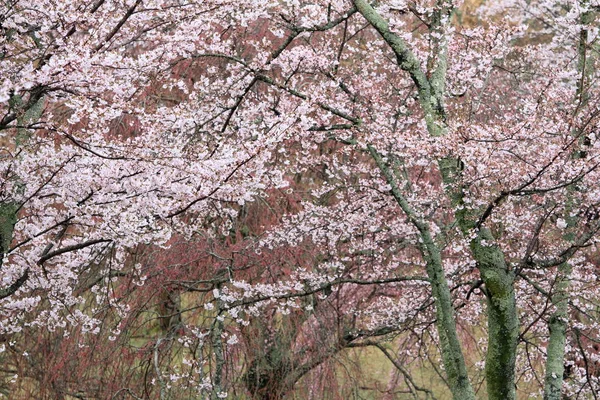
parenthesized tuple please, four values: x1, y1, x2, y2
(354, 1, 477, 398)
(543, 4, 596, 398)
(543, 263, 571, 400)
(471, 229, 519, 400)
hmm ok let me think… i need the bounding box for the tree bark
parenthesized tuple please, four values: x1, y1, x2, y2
(543, 4, 594, 397)
(354, 1, 476, 397)
(471, 228, 519, 400)
(543, 263, 571, 400)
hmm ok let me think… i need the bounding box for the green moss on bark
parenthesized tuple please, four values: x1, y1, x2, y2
(471, 228, 518, 400)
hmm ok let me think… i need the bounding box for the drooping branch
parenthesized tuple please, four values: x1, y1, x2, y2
(221, 274, 428, 310)
(166, 153, 257, 218)
(0, 268, 29, 300)
(94, 0, 143, 52)
(37, 238, 113, 266)
(370, 342, 439, 400)
(534, 219, 600, 268)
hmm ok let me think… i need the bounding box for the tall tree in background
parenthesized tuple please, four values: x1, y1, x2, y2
(2, 0, 600, 399)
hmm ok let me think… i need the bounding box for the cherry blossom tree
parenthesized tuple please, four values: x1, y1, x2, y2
(2, 0, 600, 399)
(0, 0, 288, 331)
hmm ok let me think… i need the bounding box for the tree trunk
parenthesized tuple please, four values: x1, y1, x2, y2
(368, 147, 476, 400)
(543, 263, 571, 400)
(471, 228, 519, 400)
(544, 4, 594, 397)
(425, 245, 477, 400)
